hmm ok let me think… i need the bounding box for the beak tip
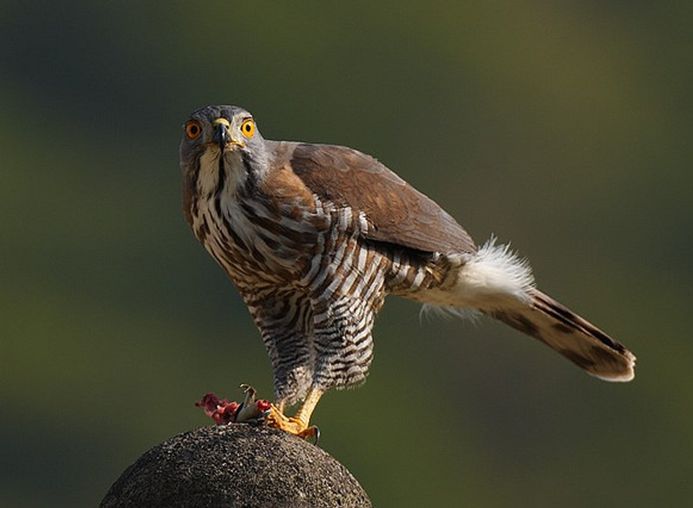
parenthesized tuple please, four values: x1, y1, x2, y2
(213, 122, 231, 150)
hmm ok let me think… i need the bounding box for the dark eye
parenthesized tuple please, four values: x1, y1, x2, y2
(185, 120, 202, 140)
(241, 119, 255, 138)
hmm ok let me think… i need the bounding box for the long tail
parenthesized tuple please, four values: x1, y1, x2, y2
(489, 288, 635, 381)
(428, 239, 636, 381)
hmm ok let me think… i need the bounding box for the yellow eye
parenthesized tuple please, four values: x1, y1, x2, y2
(185, 120, 202, 140)
(240, 118, 255, 138)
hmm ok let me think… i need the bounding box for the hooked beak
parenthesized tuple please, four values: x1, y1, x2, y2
(212, 118, 231, 151)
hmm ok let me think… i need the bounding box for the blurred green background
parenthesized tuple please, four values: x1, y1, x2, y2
(2, 2, 692, 506)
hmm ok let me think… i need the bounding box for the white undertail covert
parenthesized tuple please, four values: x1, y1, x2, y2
(421, 237, 535, 312)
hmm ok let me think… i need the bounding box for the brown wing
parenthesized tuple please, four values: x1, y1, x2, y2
(285, 142, 476, 255)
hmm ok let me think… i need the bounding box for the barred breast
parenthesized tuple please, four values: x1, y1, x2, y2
(188, 142, 459, 392)
(192, 157, 455, 304)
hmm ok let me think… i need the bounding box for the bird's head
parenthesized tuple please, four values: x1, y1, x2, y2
(179, 104, 269, 192)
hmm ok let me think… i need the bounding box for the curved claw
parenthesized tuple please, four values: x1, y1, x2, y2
(300, 425, 320, 446)
(263, 404, 320, 444)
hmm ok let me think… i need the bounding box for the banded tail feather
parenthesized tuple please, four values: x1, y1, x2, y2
(491, 289, 635, 382)
(423, 238, 636, 382)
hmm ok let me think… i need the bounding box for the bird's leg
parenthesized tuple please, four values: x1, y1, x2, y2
(294, 388, 322, 426)
(265, 388, 323, 441)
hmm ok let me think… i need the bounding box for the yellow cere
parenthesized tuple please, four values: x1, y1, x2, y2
(212, 118, 231, 128)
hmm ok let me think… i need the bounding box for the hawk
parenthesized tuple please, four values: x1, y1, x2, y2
(180, 105, 636, 437)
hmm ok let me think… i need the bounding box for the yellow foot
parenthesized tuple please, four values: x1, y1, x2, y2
(265, 404, 319, 442)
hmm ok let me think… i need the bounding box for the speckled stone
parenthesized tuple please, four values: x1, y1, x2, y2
(101, 424, 371, 508)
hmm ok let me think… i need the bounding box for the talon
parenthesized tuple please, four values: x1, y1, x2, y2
(262, 388, 323, 442)
(264, 404, 313, 439)
(196, 386, 323, 439)
(301, 425, 320, 445)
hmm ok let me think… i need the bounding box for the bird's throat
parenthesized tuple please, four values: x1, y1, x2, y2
(216, 152, 227, 200)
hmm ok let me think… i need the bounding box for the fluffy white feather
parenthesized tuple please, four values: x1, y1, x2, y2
(455, 236, 535, 305)
(418, 236, 535, 312)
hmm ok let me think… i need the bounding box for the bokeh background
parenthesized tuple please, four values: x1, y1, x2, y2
(2, 2, 692, 506)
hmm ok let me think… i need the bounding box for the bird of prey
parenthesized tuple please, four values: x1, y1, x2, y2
(180, 104, 636, 438)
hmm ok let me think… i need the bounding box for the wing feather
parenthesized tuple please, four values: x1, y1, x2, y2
(286, 143, 476, 255)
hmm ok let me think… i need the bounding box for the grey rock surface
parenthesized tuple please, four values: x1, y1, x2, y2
(101, 424, 371, 508)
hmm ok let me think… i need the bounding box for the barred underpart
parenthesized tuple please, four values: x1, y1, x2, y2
(188, 144, 455, 403)
(181, 105, 635, 408)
